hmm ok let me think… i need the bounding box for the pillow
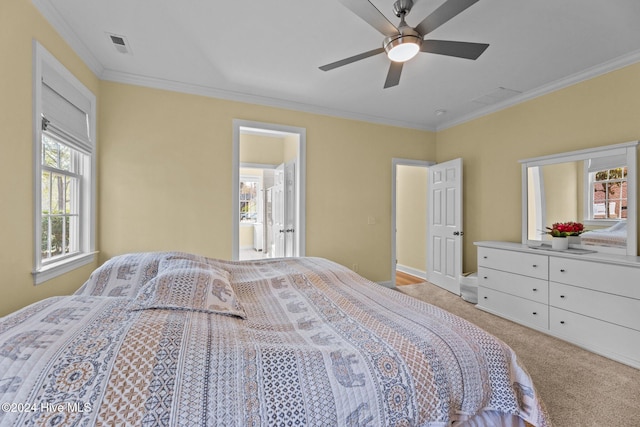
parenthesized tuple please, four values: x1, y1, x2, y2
(130, 266, 246, 318)
(75, 252, 168, 297)
(159, 255, 213, 272)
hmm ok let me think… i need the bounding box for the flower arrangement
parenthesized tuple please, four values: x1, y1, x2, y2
(545, 221, 585, 237)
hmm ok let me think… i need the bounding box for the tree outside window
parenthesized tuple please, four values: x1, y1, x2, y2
(41, 133, 81, 260)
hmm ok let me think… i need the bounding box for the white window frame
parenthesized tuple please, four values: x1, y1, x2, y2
(583, 157, 628, 227)
(32, 41, 96, 285)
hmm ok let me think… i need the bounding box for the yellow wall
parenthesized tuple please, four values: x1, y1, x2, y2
(240, 134, 286, 165)
(284, 134, 299, 163)
(542, 161, 580, 228)
(437, 63, 640, 272)
(0, 1, 100, 316)
(396, 165, 428, 273)
(98, 82, 436, 282)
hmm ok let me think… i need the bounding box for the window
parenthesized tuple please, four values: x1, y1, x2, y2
(585, 154, 627, 223)
(240, 177, 261, 224)
(33, 42, 96, 284)
(590, 167, 627, 220)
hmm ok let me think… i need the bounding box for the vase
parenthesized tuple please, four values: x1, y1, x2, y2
(552, 237, 569, 250)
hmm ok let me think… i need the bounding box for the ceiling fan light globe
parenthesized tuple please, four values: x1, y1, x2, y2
(387, 40, 420, 62)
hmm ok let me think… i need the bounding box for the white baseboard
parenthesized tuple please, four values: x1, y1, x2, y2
(396, 264, 427, 280)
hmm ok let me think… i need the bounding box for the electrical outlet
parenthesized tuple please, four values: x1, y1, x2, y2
(352, 264, 359, 272)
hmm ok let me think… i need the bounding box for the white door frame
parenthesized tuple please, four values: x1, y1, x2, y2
(391, 158, 434, 286)
(232, 120, 306, 260)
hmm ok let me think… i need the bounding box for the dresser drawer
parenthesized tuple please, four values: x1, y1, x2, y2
(478, 287, 548, 330)
(550, 282, 640, 331)
(550, 307, 640, 367)
(478, 247, 548, 280)
(549, 257, 640, 299)
(478, 266, 548, 304)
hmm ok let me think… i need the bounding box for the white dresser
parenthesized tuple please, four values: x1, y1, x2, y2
(475, 241, 640, 369)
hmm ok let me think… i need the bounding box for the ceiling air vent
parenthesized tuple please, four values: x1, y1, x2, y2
(107, 33, 132, 54)
(472, 87, 521, 106)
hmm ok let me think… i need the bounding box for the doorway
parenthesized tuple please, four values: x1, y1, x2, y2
(391, 159, 433, 285)
(232, 120, 306, 261)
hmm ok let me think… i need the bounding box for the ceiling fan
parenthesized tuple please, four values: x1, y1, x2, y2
(319, 0, 489, 88)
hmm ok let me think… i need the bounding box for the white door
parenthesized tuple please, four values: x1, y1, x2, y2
(427, 158, 463, 294)
(265, 187, 274, 256)
(273, 165, 285, 257)
(284, 160, 297, 257)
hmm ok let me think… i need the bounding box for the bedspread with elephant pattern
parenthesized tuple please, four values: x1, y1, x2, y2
(0, 253, 549, 426)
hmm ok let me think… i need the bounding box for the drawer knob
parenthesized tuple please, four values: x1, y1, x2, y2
(560, 269, 566, 273)
(532, 312, 537, 315)
(560, 321, 565, 324)
(532, 264, 537, 268)
(483, 296, 488, 299)
(483, 276, 488, 279)
(560, 295, 565, 299)
(532, 288, 538, 292)
(483, 256, 488, 259)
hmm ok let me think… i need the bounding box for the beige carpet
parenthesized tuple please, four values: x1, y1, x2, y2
(397, 282, 640, 427)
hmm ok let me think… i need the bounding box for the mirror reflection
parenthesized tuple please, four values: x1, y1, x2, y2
(521, 141, 637, 256)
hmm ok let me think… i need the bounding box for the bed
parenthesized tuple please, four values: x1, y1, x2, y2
(580, 221, 627, 248)
(0, 252, 550, 426)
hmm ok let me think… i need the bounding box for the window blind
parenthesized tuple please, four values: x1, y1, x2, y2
(41, 63, 92, 154)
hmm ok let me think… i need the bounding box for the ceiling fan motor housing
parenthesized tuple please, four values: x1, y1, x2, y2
(393, 0, 414, 17)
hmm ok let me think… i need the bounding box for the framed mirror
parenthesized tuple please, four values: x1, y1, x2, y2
(520, 141, 638, 256)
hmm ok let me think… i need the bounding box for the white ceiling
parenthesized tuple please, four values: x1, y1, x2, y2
(33, 0, 640, 131)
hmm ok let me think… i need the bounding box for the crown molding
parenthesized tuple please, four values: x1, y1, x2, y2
(100, 69, 435, 131)
(31, 0, 104, 77)
(436, 49, 640, 131)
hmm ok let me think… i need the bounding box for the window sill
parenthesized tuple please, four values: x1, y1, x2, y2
(32, 251, 97, 285)
(583, 219, 625, 227)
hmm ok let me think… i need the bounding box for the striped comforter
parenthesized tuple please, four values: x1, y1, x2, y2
(0, 253, 550, 426)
